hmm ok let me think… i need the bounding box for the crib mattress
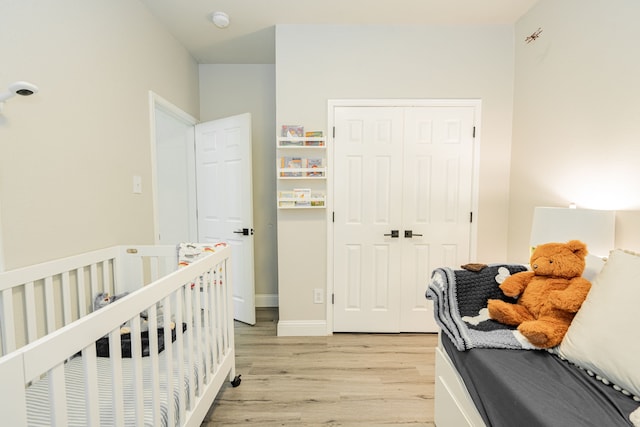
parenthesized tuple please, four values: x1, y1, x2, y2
(25, 340, 206, 427)
(441, 334, 637, 427)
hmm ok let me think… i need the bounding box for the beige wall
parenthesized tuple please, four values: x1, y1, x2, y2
(275, 24, 516, 323)
(0, 1, 199, 269)
(199, 64, 278, 303)
(509, 0, 640, 261)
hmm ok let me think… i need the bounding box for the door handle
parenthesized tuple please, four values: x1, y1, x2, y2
(233, 228, 254, 236)
(384, 230, 399, 238)
(404, 230, 423, 238)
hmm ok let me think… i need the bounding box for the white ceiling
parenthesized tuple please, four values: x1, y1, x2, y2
(140, 0, 539, 64)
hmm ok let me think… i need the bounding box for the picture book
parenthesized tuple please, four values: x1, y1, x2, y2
(304, 131, 324, 146)
(281, 125, 304, 137)
(294, 188, 311, 207)
(280, 156, 303, 177)
(306, 157, 324, 177)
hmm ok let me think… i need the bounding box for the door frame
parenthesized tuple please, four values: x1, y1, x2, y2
(148, 91, 198, 244)
(326, 99, 482, 333)
(0, 205, 5, 272)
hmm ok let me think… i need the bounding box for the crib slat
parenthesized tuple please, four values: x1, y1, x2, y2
(48, 364, 68, 427)
(108, 329, 125, 427)
(146, 304, 162, 427)
(201, 272, 212, 378)
(61, 271, 72, 326)
(210, 277, 220, 366)
(0, 288, 16, 354)
(161, 295, 176, 425)
(81, 344, 101, 426)
(215, 266, 224, 363)
(174, 286, 187, 423)
(129, 315, 145, 427)
(222, 257, 236, 384)
(205, 273, 215, 369)
(184, 284, 196, 410)
(90, 263, 98, 304)
(77, 266, 87, 317)
(192, 276, 204, 393)
(44, 276, 56, 334)
(222, 262, 232, 353)
(102, 260, 110, 294)
(150, 257, 159, 283)
(24, 281, 37, 343)
(215, 271, 224, 363)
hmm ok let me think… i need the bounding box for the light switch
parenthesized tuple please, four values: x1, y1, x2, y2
(133, 175, 142, 194)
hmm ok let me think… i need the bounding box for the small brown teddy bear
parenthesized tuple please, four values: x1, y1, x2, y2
(487, 240, 592, 348)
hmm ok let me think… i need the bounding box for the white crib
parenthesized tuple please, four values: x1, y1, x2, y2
(0, 244, 239, 427)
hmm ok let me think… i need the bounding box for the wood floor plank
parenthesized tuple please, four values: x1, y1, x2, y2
(201, 309, 436, 426)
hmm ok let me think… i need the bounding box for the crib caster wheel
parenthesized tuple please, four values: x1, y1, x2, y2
(231, 374, 242, 387)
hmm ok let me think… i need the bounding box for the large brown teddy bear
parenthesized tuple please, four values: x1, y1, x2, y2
(487, 240, 592, 348)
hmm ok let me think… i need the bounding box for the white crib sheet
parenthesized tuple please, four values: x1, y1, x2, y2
(25, 339, 209, 427)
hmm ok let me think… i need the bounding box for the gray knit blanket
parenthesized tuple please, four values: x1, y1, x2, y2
(426, 264, 540, 351)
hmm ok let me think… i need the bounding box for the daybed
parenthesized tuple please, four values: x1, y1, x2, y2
(427, 251, 640, 427)
(0, 243, 239, 427)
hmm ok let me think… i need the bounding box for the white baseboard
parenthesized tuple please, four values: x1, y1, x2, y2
(277, 320, 329, 336)
(255, 293, 278, 308)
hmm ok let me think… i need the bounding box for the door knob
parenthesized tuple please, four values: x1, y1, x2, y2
(233, 228, 254, 236)
(404, 230, 423, 238)
(384, 230, 399, 238)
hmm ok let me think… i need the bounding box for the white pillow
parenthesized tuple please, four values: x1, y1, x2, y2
(559, 249, 640, 398)
(583, 253, 606, 281)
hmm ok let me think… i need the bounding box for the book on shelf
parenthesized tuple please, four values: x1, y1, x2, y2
(278, 191, 296, 208)
(281, 125, 304, 137)
(279, 139, 304, 146)
(305, 157, 324, 177)
(304, 131, 324, 146)
(293, 188, 311, 207)
(310, 192, 325, 207)
(279, 190, 295, 199)
(280, 156, 303, 177)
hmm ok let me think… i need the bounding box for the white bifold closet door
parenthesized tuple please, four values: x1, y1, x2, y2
(333, 105, 475, 333)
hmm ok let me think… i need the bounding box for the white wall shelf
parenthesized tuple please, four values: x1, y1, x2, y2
(278, 201, 326, 209)
(277, 136, 325, 148)
(278, 170, 327, 179)
(278, 205, 326, 209)
(276, 130, 326, 210)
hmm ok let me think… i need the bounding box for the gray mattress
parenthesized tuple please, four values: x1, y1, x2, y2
(441, 333, 637, 427)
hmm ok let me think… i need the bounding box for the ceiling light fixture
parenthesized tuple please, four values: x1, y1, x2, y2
(211, 11, 230, 29)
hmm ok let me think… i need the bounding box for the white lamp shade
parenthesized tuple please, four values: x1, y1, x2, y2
(530, 207, 615, 257)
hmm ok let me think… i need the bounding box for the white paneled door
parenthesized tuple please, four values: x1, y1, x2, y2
(195, 113, 256, 325)
(333, 104, 476, 332)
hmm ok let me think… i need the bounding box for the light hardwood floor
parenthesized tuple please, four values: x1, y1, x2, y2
(202, 308, 438, 426)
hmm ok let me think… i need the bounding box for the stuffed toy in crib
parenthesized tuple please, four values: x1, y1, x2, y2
(93, 292, 176, 333)
(93, 292, 182, 357)
(487, 240, 592, 348)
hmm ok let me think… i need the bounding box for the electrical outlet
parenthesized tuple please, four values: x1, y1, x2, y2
(313, 288, 324, 304)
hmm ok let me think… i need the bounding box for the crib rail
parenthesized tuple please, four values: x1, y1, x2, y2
(0, 244, 235, 427)
(0, 247, 120, 356)
(0, 245, 180, 357)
